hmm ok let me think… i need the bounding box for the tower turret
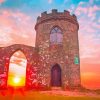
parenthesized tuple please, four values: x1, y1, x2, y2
(35, 9, 81, 89)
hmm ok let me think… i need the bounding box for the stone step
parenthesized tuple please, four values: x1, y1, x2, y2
(51, 87, 62, 91)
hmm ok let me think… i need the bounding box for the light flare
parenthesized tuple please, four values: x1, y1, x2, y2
(8, 75, 25, 87)
(13, 77, 21, 84)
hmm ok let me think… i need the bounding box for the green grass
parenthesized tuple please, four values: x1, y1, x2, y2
(0, 91, 100, 100)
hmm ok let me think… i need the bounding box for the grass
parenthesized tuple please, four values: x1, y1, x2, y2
(0, 90, 100, 100)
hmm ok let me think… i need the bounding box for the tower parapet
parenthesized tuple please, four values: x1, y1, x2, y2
(35, 9, 79, 29)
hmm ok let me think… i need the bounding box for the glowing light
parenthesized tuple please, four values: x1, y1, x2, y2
(13, 77, 21, 84)
(8, 75, 25, 87)
(7, 51, 27, 87)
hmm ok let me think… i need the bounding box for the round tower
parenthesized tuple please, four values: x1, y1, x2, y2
(35, 9, 81, 89)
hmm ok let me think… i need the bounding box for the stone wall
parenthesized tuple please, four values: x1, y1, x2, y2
(0, 44, 39, 89)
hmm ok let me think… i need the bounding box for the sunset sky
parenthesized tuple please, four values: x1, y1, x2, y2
(0, 0, 100, 89)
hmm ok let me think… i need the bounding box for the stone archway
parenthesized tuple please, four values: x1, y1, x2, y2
(0, 44, 39, 89)
(7, 50, 27, 87)
(51, 64, 62, 87)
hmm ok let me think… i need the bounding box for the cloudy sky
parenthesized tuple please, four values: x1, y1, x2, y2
(0, 0, 100, 89)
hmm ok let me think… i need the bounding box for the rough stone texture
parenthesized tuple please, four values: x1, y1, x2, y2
(0, 9, 81, 89)
(0, 44, 39, 88)
(35, 9, 81, 89)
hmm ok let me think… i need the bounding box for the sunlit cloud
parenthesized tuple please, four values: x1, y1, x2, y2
(70, 0, 100, 89)
(0, 9, 36, 47)
(73, 1, 100, 64)
(0, 0, 5, 4)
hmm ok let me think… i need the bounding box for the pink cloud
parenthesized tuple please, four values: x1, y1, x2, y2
(75, 3, 100, 63)
(0, 0, 5, 4)
(87, 5, 100, 19)
(0, 9, 36, 47)
(75, 1, 100, 89)
(79, 20, 100, 59)
(75, 1, 100, 19)
(75, 6, 88, 15)
(79, 30, 100, 63)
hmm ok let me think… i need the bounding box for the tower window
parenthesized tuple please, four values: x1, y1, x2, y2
(50, 26, 63, 44)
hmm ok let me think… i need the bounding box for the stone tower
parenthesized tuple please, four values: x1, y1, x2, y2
(0, 9, 81, 89)
(35, 9, 81, 89)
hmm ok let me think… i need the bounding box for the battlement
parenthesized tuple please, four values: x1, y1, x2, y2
(35, 9, 79, 29)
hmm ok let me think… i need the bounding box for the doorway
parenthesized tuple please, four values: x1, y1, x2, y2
(51, 64, 62, 87)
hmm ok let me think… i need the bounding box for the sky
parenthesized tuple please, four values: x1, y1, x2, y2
(8, 51, 27, 86)
(0, 0, 100, 89)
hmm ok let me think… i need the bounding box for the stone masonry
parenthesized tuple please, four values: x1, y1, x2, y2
(0, 9, 81, 89)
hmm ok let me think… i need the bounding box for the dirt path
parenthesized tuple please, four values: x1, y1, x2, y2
(40, 90, 100, 98)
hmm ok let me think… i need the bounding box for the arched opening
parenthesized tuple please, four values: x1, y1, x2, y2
(50, 26, 63, 44)
(7, 50, 27, 87)
(51, 64, 62, 87)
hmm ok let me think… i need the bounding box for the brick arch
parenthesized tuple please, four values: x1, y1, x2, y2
(0, 44, 39, 89)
